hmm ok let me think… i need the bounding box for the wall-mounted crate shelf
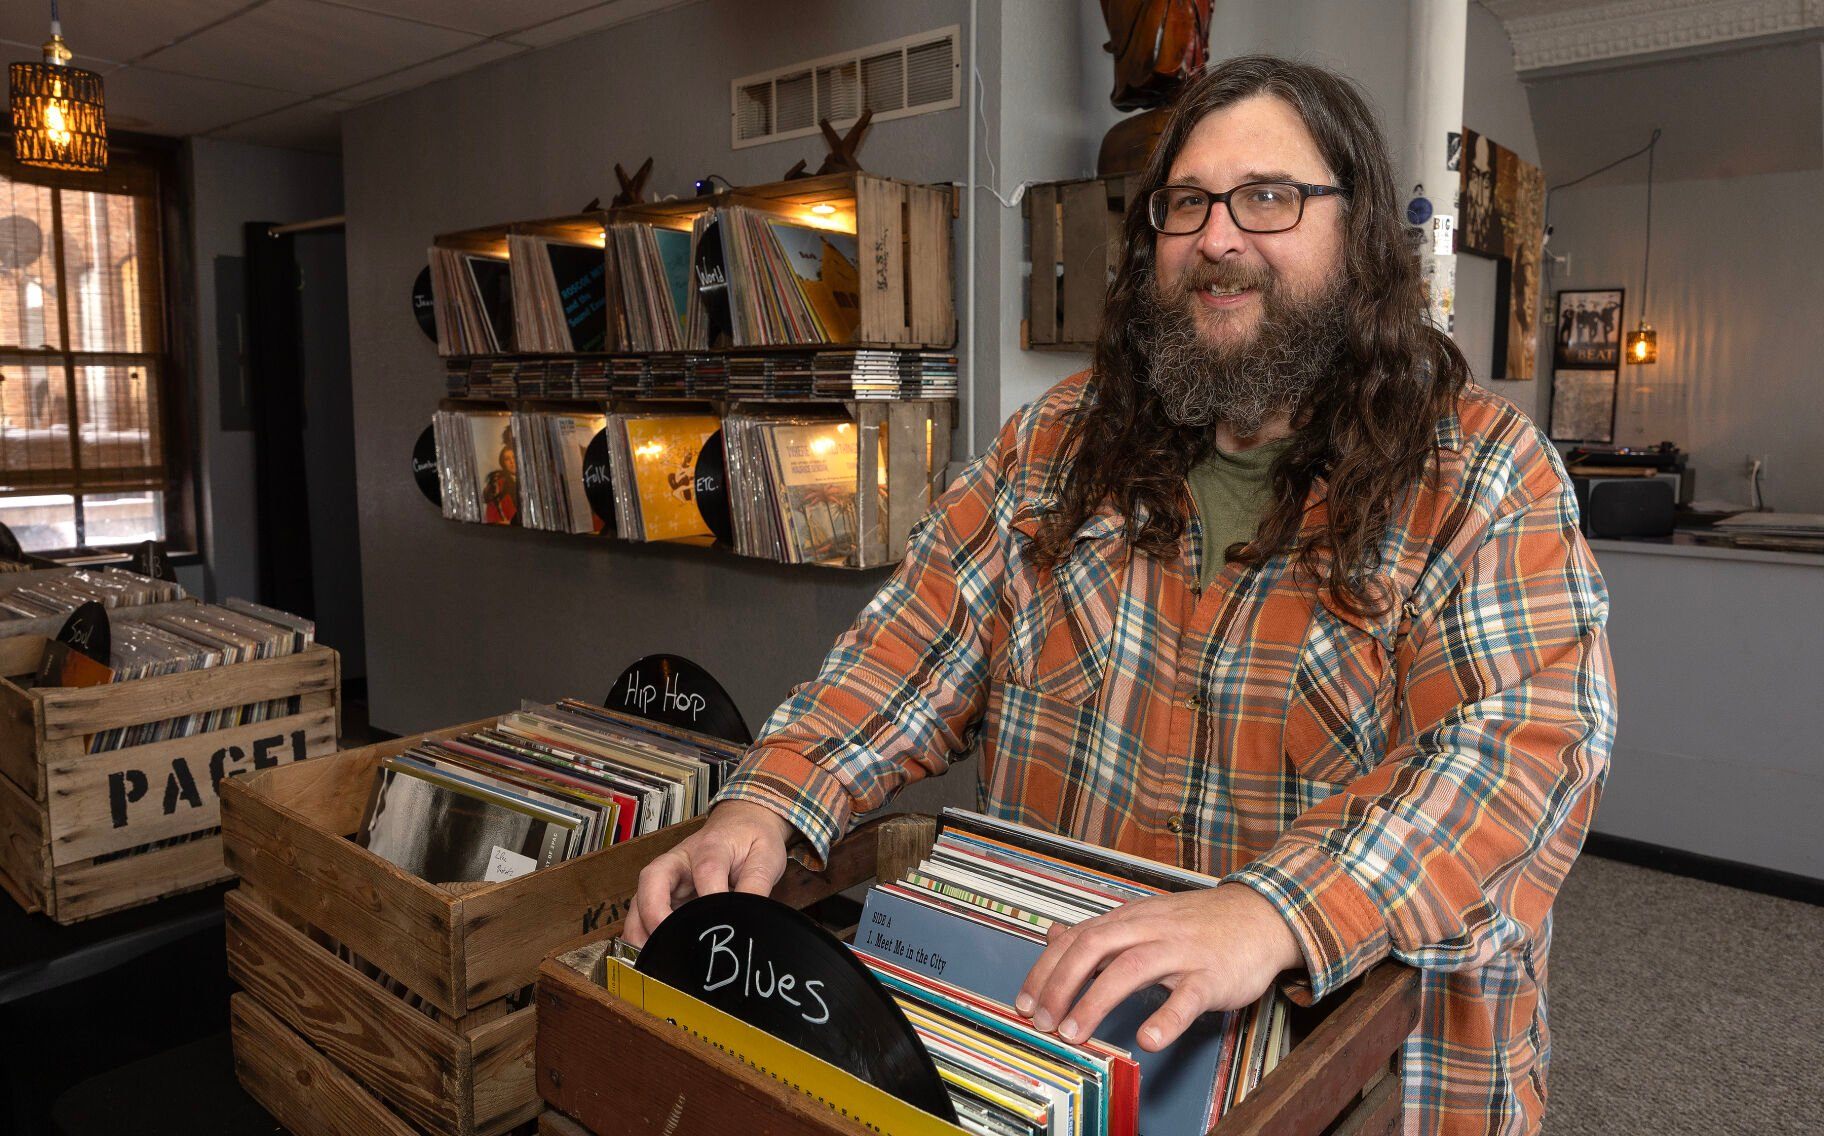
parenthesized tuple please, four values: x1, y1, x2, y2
(1023, 174, 1144, 352)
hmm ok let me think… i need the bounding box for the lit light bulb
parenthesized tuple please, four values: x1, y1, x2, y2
(810, 203, 836, 216)
(1633, 339, 1647, 361)
(45, 100, 70, 146)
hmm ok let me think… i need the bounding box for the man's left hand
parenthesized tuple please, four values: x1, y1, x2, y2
(1014, 884, 1304, 1051)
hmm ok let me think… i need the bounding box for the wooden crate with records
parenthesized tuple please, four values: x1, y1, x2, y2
(0, 595, 340, 924)
(220, 701, 746, 1136)
(536, 814, 1421, 1136)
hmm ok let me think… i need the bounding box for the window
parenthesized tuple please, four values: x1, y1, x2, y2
(0, 150, 178, 554)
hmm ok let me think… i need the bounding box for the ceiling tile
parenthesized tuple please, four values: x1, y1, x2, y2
(315, 0, 600, 38)
(100, 65, 297, 136)
(136, 0, 482, 95)
(210, 96, 354, 152)
(506, 0, 704, 48)
(336, 38, 526, 103)
(0, 0, 247, 68)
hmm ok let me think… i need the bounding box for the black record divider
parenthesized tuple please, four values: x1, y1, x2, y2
(607, 653, 750, 745)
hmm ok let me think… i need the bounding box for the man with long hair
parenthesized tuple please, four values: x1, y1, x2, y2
(632, 56, 1614, 1135)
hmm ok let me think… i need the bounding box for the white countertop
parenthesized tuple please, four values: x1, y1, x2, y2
(1590, 534, 1824, 568)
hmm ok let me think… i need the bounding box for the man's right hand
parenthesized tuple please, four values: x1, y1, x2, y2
(624, 800, 795, 947)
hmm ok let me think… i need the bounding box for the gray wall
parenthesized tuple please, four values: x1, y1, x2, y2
(343, 0, 982, 739)
(1545, 167, 1824, 512)
(184, 138, 344, 600)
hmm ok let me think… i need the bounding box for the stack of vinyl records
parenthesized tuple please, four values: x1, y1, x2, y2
(509, 410, 609, 534)
(355, 699, 743, 885)
(715, 206, 863, 346)
(852, 810, 1291, 1135)
(433, 408, 518, 525)
(813, 350, 961, 400)
(609, 223, 698, 353)
(727, 352, 817, 400)
(722, 413, 886, 565)
(96, 601, 314, 754)
(0, 567, 185, 622)
(508, 234, 611, 353)
(428, 246, 516, 354)
(601, 412, 721, 544)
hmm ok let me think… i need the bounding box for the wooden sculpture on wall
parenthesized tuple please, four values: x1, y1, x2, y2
(785, 108, 874, 180)
(1097, 0, 1212, 175)
(611, 158, 653, 207)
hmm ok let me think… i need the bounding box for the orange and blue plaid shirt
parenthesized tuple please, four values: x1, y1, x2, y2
(718, 371, 1616, 1136)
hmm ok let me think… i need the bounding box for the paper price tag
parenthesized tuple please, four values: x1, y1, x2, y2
(484, 845, 538, 882)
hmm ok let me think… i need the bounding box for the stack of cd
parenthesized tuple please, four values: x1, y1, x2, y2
(444, 359, 471, 397)
(576, 357, 612, 398)
(514, 359, 549, 398)
(646, 354, 689, 397)
(685, 354, 727, 397)
(610, 356, 651, 397)
(544, 358, 580, 399)
(727, 352, 816, 400)
(812, 350, 961, 400)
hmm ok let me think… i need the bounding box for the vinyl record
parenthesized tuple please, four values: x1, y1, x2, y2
(413, 425, 441, 506)
(693, 430, 732, 545)
(412, 265, 438, 341)
(694, 217, 733, 349)
(0, 521, 20, 562)
(581, 429, 615, 531)
(606, 654, 750, 744)
(636, 892, 957, 1124)
(56, 600, 110, 664)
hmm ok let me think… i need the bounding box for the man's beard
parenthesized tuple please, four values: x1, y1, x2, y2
(1138, 262, 1349, 435)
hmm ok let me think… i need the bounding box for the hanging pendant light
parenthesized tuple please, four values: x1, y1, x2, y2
(1625, 128, 1661, 364)
(9, 1, 109, 173)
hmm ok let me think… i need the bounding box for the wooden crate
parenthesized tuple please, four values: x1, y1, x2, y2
(536, 815, 1421, 1136)
(582, 172, 956, 350)
(220, 720, 708, 1136)
(1024, 174, 1144, 351)
(0, 636, 340, 923)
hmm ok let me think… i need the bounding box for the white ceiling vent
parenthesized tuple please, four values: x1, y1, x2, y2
(731, 26, 960, 149)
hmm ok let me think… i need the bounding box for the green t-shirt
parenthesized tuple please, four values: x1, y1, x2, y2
(1185, 437, 1291, 587)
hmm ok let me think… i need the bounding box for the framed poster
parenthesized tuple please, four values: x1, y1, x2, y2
(1549, 370, 1619, 443)
(1455, 129, 1546, 379)
(1554, 289, 1625, 370)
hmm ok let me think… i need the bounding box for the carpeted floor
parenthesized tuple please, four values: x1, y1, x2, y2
(1544, 855, 1822, 1134)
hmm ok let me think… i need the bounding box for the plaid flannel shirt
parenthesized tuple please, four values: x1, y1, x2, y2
(717, 371, 1616, 1136)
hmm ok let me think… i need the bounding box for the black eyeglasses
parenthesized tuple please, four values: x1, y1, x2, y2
(1147, 180, 1348, 235)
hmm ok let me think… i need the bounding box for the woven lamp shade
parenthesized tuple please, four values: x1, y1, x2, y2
(10, 53, 108, 172)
